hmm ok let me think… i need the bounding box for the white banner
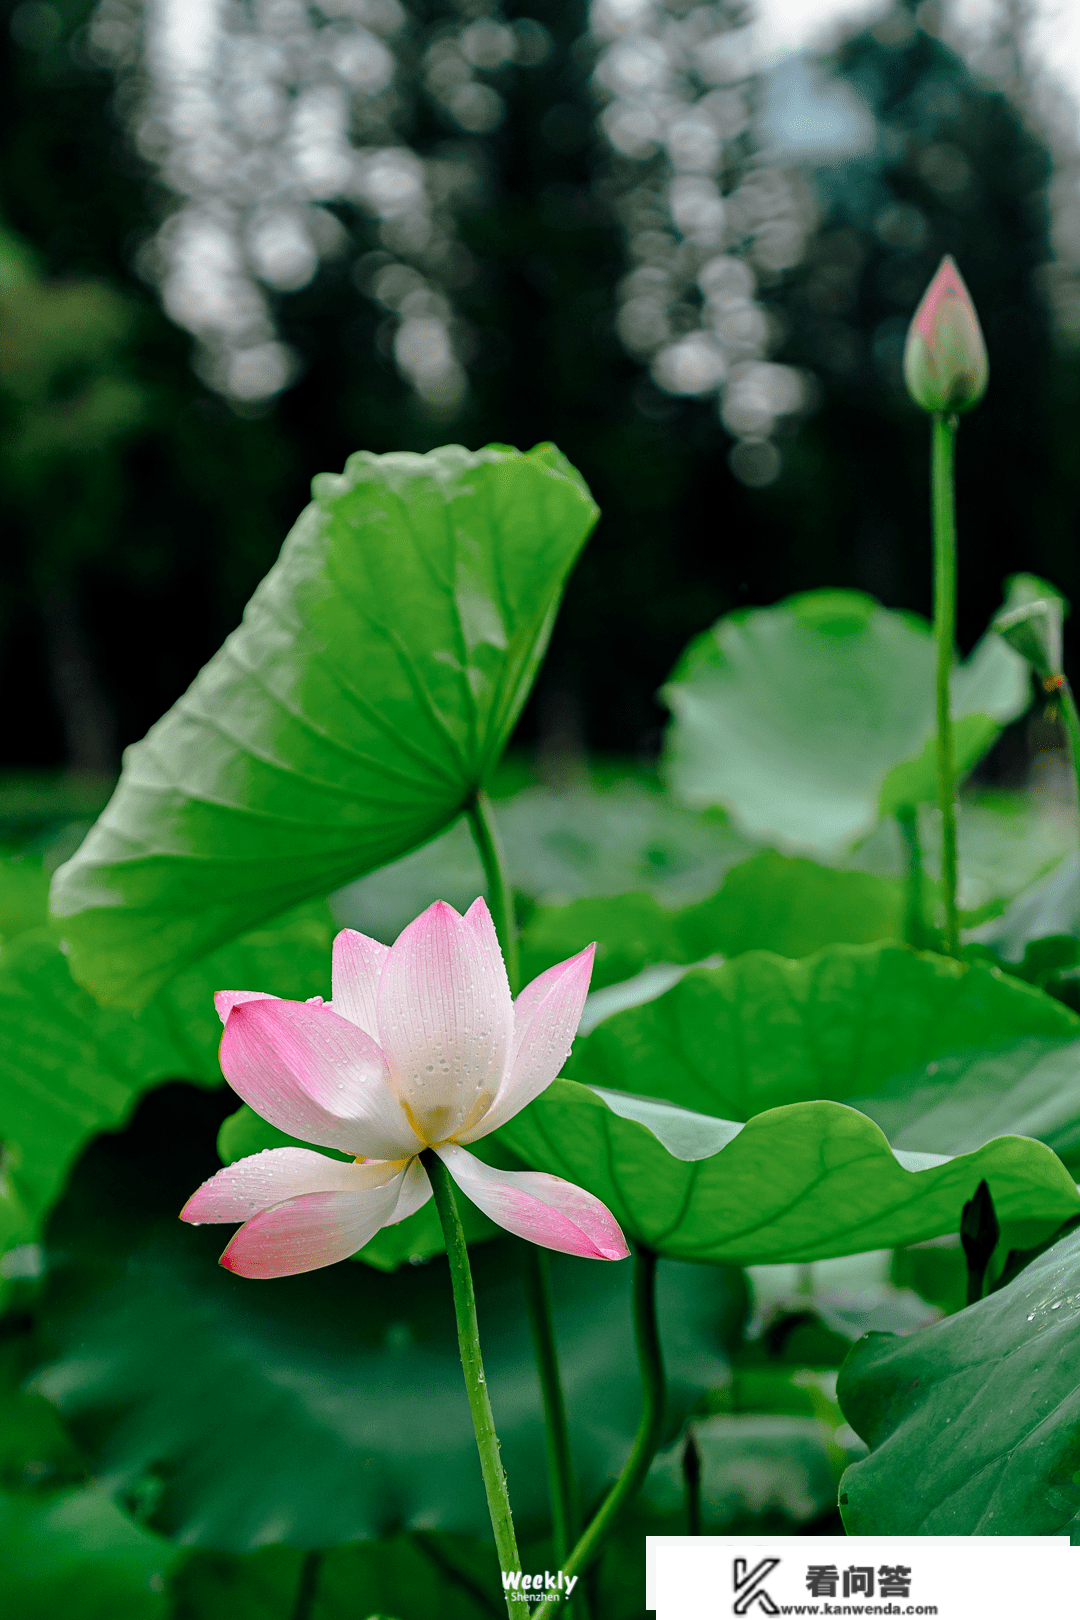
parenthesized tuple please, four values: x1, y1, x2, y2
(646, 1536, 1078, 1619)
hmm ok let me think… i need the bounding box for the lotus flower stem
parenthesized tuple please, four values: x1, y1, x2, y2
(521, 1244, 580, 1569)
(931, 412, 961, 958)
(468, 789, 520, 994)
(425, 1149, 521, 1608)
(534, 1246, 667, 1620)
(470, 789, 584, 1582)
(895, 805, 925, 950)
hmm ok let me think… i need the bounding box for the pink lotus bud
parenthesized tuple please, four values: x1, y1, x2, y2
(903, 256, 988, 414)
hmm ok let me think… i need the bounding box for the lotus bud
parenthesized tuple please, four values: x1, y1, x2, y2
(992, 573, 1066, 686)
(903, 256, 989, 414)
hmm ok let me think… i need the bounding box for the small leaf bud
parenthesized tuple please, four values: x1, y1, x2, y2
(991, 573, 1066, 683)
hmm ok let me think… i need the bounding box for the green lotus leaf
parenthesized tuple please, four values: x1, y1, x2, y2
(497, 1078, 1079, 1263)
(566, 943, 1080, 1139)
(878, 633, 1027, 814)
(0, 851, 50, 944)
(51, 444, 598, 1008)
(837, 1225, 1080, 1534)
(519, 852, 906, 991)
(663, 590, 1028, 857)
(34, 1092, 743, 1551)
(0, 1486, 178, 1620)
(0, 904, 332, 1263)
(496, 943, 1080, 1262)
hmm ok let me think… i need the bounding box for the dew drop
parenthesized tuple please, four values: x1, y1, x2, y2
(1052, 1301, 1063, 1310)
(1027, 1313, 1035, 1322)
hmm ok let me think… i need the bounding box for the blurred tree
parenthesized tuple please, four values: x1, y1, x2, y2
(759, 0, 1071, 667)
(0, 0, 1076, 772)
(0, 0, 301, 770)
(0, 223, 145, 771)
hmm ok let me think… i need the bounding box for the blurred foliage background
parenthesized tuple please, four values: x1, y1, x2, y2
(1, 0, 1079, 772)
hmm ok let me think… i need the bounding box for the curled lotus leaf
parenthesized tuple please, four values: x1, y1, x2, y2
(495, 943, 1080, 1262)
(51, 444, 598, 1008)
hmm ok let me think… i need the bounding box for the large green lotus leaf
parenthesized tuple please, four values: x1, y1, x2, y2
(0, 1486, 179, 1620)
(33, 1092, 742, 1552)
(51, 444, 598, 1008)
(0, 904, 332, 1255)
(677, 853, 906, 961)
(496, 1078, 1079, 1262)
(519, 853, 906, 991)
(877, 634, 1028, 815)
(837, 1225, 1080, 1535)
(663, 590, 1028, 857)
(497, 943, 1080, 1262)
(216, 1103, 501, 1270)
(565, 943, 1080, 1130)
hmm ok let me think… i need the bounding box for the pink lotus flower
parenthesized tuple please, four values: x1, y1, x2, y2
(903, 255, 988, 414)
(182, 899, 628, 1278)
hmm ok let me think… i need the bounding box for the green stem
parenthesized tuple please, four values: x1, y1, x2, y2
(467, 789, 520, 994)
(1059, 681, 1080, 839)
(291, 1551, 322, 1620)
(932, 412, 961, 958)
(682, 1430, 702, 1535)
(896, 805, 925, 951)
(534, 1247, 666, 1620)
(424, 1151, 520, 1612)
(520, 1245, 579, 1569)
(468, 790, 583, 1608)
